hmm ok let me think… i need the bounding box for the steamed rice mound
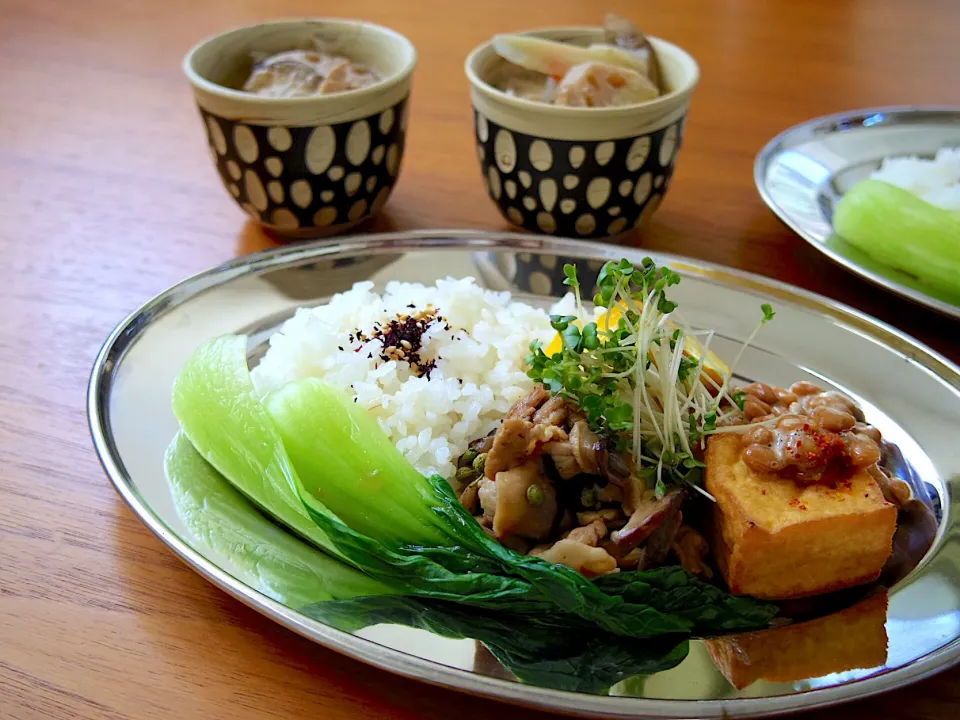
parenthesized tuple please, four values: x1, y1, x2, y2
(251, 277, 555, 479)
(870, 146, 960, 210)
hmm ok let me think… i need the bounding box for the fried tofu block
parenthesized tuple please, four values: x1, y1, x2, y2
(705, 590, 888, 689)
(705, 434, 897, 600)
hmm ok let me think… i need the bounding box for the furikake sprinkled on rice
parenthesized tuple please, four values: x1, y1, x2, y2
(354, 307, 450, 379)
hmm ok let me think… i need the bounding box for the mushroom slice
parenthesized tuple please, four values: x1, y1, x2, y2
(609, 488, 685, 554)
(569, 420, 602, 475)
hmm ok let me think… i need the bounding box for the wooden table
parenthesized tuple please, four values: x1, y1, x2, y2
(2, 0, 958, 717)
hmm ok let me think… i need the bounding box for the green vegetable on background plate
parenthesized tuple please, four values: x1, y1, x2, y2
(833, 179, 960, 296)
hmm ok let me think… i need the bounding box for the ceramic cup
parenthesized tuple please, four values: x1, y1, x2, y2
(184, 19, 417, 238)
(465, 28, 699, 240)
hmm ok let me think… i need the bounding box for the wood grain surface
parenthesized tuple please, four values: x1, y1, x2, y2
(1, 0, 958, 718)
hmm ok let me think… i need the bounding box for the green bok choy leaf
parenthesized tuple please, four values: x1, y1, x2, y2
(165, 431, 394, 606)
(172, 334, 778, 639)
(834, 179, 960, 297)
(164, 434, 688, 693)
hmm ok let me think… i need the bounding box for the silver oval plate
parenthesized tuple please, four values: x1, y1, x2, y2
(88, 231, 960, 718)
(755, 106, 960, 319)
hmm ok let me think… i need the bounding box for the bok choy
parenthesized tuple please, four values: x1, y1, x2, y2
(834, 179, 960, 297)
(171, 334, 777, 639)
(165, 433, 688, 692)
(165, 431, 394, 606)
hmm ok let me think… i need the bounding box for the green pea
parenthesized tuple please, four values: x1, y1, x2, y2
(526, 485, 545, 506)
(458, 449, 479, 468)
(580, 487, 596, 508)
(473, 453, 487, 473)
(455, 467, 478, 484)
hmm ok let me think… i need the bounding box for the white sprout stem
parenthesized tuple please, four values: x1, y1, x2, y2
(706, 416, 780, 434)
(692, 484, 717, 502)
(699, 365, 745, 412)
(663, 331, 690, 457)
(712, 318, 768, 409)
(631, 286, 666, 457)
(553, 264, 775, 501)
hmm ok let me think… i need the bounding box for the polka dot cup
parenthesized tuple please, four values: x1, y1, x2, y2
(184, 19, 416, 238)
(465, 28, 699, 240)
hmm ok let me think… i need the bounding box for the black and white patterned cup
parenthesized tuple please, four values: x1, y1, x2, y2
(184, 19, 416, 238)
(465, 28, 699, 240)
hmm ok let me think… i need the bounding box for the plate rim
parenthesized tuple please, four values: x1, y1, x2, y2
(753, 104, 960, 321)
(87, 229, 960, 719)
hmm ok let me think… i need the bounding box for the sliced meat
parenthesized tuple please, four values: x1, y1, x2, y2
(530, 538, 617, 576)
(477, 478, 498, 524)
(577, 508, 627, 529)
(485, 418, 533, 479)
(532, 395, 568, 426)
(543, 439, 580, 479)
(492, 459, 558, 542)
(486, 418, 567, 480)
(528, 423, 568, 447)
(459, 479, 481, 514)
(506, 385, 550, 421)
(565, 518, 608, 546)
(609, 489, 685, 555)
(542, 420, 603, 479)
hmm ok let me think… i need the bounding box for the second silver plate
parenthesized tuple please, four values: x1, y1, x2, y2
(755, 106, 960, 319)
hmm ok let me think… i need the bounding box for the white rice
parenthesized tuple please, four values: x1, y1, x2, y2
(251, 277, 559, 479)
(871, 146, 960, 210)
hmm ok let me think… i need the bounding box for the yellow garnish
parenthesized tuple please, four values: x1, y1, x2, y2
(544, 306, 729, 395)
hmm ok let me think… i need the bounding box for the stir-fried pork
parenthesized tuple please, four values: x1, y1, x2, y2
(457, 385, 704, 576)
(491, 459, 558, 541)
(485, 418, 537, 479)
(506, 384, 550, 421)
(530, 538, 618, 576)
(530, 518, 617, 577)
